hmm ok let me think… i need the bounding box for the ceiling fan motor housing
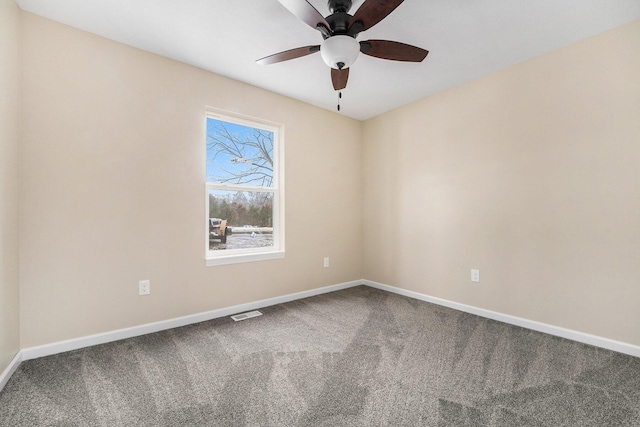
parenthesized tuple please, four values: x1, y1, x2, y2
(325, 0, 354, 35)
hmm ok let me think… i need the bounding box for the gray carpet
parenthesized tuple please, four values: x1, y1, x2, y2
(1, 285, 640, 426)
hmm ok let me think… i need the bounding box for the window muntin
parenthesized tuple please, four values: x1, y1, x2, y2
(205, 110, 283, 266)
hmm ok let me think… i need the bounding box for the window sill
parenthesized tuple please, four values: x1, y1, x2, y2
(205, 250, 285, 267)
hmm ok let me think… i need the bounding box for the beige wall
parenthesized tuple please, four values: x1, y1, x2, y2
(363, 20, 640, 345)
(19, 12, 363, 348)
(0, 0, 21, 372)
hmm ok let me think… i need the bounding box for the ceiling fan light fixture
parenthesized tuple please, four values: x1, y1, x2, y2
(321, 35, 359, 69)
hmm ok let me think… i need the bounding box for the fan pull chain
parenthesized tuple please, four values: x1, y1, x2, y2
(337, 91, 342, 111)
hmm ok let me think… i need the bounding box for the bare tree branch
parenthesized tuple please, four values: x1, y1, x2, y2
(207, 121, 274, 186)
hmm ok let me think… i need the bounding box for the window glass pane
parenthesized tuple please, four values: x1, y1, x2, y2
(208, 189, 274, 251)
(206, 118, 274, 187)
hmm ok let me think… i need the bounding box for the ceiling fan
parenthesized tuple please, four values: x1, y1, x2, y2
(257, 0, 428, 96)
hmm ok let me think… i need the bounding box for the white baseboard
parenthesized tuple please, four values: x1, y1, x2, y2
(364, 280, 640, 358)
(21, 280, 364, 361)
(9, 278, 639, 391)
(0, 351, 23, 392)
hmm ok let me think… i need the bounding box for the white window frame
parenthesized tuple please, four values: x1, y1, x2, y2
(205, 108, 285, 266)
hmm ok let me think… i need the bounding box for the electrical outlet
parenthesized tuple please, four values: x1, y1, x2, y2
(324, 257, 330, 268)
(471, 269, 480, 283)
(139, 280, 150, 295)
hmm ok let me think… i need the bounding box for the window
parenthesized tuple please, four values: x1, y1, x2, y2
(205, 109, 284, 266)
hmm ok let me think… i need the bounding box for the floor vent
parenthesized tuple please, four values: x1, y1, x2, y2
(231, 310, 263, 322)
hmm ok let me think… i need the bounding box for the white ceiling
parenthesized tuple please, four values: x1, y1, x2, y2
(16, 0, 640, 120)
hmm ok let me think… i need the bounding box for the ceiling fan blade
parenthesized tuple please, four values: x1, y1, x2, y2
(360, 40, 428, 62)
(256, 45, 320, 65)
(277, 0, 330, 33)
(331, 68, 349, 90)
(348, 0, 404, 33)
